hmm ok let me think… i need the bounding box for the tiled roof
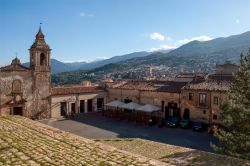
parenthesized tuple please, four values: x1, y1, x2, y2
(176, 73, 208, 78)
(0, 58, 30, 71)
(113, 81, 187, 93)
(156, 82, 188, 93)
(182, 81, 230, 92)
(208, 74, 234, 82)
(51, 86, 104, 95)
(116, 81, 157, 91)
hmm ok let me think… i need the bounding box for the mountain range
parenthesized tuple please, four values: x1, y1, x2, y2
(23, 51, 153, 73)
(86, 31, 250, 73)
(51, 31, 250, 85)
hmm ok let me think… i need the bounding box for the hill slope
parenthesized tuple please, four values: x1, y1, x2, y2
(23, 51, 152, 73)
(52, 31, 250, 85)
(90, 31, 250, 73)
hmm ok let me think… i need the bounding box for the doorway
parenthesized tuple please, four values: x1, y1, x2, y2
(71, 103, 76, 114)
(87, 99, 93, 112)
(60, 102, 67, 116)
(97, 98, 104, 111)
(13, 107, 23, 116)
(165, 102, 179, 118)
(80, 100, 85, 113)
(183, 109, 190, 119)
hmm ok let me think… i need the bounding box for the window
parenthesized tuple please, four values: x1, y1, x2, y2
(189, 93, 194, 101)
(40, 53, 46, 66)
(203, 110, 206, 114)
(199, 94, 206, 106)
(214, 96, 219, 105)
(12, 80, 22, 93)
(213, 114, 218, 120)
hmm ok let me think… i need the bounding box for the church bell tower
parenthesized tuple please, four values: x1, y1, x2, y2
(29, 26, 51, 71)
(29, 26, 51, 119)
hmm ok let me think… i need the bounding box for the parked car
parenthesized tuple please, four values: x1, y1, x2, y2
(179, 119, 192, 128)
(166, 117, 179, 127)
(192, 121, 207, 131)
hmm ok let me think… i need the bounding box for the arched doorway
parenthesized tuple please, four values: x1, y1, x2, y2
(183, 108, 190, 119)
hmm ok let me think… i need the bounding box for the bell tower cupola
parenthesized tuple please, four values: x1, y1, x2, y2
(29, 25, 51, 71)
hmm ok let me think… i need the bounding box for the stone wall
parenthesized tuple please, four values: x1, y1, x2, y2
(0, 70, 34, 116)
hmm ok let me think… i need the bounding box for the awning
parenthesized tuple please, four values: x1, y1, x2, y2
(105, 100, 125, 107)
(119, 102, 142, 110)
(136, 104, 161, 113)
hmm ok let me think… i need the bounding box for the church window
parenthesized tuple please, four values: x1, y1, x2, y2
(12, 80, 22, 93)
(40, 53, 46, 66)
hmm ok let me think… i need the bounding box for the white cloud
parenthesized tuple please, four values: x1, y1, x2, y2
(80, 12, 94, 17)
(236, 19, 240, 24)
(149, 35, 213, 52)
(150, 44, 177, 52)
(177, 35, 213, 45)
(149, 32, 166, 41)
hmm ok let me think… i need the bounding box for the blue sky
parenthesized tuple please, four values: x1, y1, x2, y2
(1, 0, 250, 66)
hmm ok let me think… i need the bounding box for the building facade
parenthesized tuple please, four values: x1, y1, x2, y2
(106, 81, 187, 119)
(51, 86, 107, 118)
(180, 81, 229, 124)
(0, 27, 51, 119)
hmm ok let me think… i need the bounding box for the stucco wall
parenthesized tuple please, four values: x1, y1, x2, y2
(51, 92, 107, 118)
(107, 88, 180, 108)
(180, 90, 228, 123)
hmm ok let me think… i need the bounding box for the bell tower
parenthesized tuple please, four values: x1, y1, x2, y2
(29, 26, 51, 71)
(29, 25, 51, 119)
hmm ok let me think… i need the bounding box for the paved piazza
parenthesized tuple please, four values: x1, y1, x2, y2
(42, 112, 218, 152)
(0, 116, 166, 166)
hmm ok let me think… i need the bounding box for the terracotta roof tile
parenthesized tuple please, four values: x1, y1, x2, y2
(182, 81, 230, 92)
(51, 86, 104, 95)
(113, 81, 187, 93)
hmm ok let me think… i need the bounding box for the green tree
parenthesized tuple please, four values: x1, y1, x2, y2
(212, 49, 250, 160)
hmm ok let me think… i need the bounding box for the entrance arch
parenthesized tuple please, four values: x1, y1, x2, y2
(183, 108, 190, 119)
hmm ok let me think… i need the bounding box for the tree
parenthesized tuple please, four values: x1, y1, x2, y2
(212, 49, 250, 160)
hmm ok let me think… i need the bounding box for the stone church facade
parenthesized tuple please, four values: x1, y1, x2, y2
(0, 27, 51, 119)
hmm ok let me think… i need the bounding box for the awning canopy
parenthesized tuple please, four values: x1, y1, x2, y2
(119, 102, 142, 110)
(105, 100, 125, 107)
(136, 104, 161, 113)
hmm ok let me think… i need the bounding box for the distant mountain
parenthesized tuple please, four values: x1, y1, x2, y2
(51, 31, 250, 85)
(23, 59, 82, 74)
(95, 31, 250, 71)
(23, 51, 154, 73)
(77, 51, 152, 70)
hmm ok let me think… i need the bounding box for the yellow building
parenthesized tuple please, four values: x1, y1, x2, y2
(180, 81, 230, 124)
(106, 81, 187, 119)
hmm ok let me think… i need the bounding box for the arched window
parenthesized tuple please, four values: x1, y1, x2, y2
(40, 53, 46, 66)
(12, 79, 22, 93)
